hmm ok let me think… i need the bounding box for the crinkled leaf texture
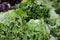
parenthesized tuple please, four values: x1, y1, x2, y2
(26, 19, 49, 40)
(0, 9, 28, 40)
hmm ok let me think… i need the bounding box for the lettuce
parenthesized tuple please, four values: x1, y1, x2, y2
(0, 0, 60, 40)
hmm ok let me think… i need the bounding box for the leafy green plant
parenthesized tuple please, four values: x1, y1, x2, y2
(19, 0, 50, 22)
